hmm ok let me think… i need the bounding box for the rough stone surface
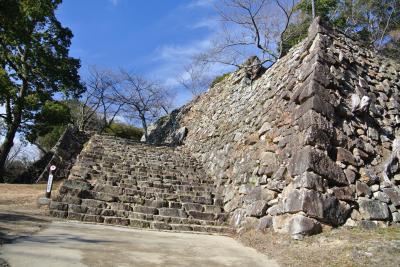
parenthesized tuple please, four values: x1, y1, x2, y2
(50, 135, 230, 234)
(287, 214, 322, 235)
(145, 18, 400, 232)
(359, 199, 390, 220)
(53, 18, 400, 235)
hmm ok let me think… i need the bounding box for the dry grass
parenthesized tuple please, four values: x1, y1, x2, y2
(0, 183, 61, 245)
(0, 183, 47, 215)
(0, 182, 62, 215)
(238, 227, 400, 267)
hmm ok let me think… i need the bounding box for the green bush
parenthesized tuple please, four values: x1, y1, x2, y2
(36, 124, 68, 151)
(105, 122, 143, 141)
(210, 72, 231, 88)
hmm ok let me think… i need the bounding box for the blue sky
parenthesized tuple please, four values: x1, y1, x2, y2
(56, 0, 220, 107)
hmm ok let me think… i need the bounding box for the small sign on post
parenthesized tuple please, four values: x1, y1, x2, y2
(45, 165, 56, 198)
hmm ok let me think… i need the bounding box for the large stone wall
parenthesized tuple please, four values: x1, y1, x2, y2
(147, 18, 400, 235)
(18, 125, 88, 183)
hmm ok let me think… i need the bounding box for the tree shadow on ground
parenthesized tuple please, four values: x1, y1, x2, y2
(0, 212, 50, 245)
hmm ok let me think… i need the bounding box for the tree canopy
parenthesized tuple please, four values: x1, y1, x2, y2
(282, 0, 400, 58)
(0, 0, 84, 178)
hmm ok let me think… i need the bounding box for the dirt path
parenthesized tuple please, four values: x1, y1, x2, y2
(0, 184, 279, 267)
(0, 184, 52, 244)
(1, 221, 279, 267)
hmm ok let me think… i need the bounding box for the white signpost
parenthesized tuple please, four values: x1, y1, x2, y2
(45, 165, 56, 198)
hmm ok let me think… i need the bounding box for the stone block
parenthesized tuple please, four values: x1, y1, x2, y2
(292, 171, 325, 192)
(373, 191, 390, 203)
(344, 169, 356, 184)
(133, 206, 158, 215)
(68, 204, 88, 214)
(94, 192, 116, 202)
(158, 208, 187, 218)
(60, 195, 82, 205)
(257, 215, 273, 230)
(81, 199, 107, 209)
(358, 199, 390, 220)
(356, 181, 372, 197)
(288, 146, 348, 185)
(182, 203, 203, 212)
(204, 205, 222, 214)
(330, 186, 355, 202)
(288, 214, 322, 236)
(283, 189, 324, 219)
(171, 224, 193, 231)
(336, 147, 357, 165)
(67, 212, 84, 221)
(104, 217, 129, 226)
(62, 179, 92, 191)
(94, 184, 122, 195)
(382, 188, 400, 207)
(295, 95, 334, 120)
(283, 188, 349, 225)
(83, 215, 104, 223)
(151, 222, 172, 230)
(144, 200, 168, 208)
(49, 210, 67, 218)
(243, 187, 277, 204)
(188, 211, 215, 221)
(49, 201, 68, 211)
(246, 200, 268, 217)
(392, 212, 400, 222)
(130, 219, 151, 228)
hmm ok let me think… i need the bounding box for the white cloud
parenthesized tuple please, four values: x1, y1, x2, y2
(108, 0, 119, 6)
(186, 0, 215, 9)
(149, 34, 233, 107)
(153, 38, 212, 61)
(189, 17, 218, 30)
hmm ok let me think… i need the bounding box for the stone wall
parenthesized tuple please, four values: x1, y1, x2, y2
(147, 18, 400, 235)
(19, 125, 88, 183)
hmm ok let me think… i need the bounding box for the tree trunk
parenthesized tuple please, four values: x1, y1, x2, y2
(140, 114, 148, 140)
(0, 122, 19, 182)
(311, 0, 316, 19)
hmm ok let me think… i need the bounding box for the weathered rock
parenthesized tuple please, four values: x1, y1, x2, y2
(336, 147, 357, 165)
(344, 169, 356, 184)
(288, 146, 348, 185)
(292, 171, 326, 192)
(382, 188, 400, 207)
(257, 215, 273, 230)
(356, 181, 372, 197)
(373, 191, 390, 203)
(287, 214, 322, 236)
(330, 186, 355, 202)
(246, 200, 268, 217)
(358, 199, 390, 220)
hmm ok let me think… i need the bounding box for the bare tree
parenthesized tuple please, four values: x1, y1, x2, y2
(178, 61, 214, 96)
(199, 0, 296, 68)
(4, 141, 24, 169)
(71, 66, 124, 133)
(114, 70, 173, 139)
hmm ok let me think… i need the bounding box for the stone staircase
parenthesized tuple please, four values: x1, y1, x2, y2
(49, 135, 231, 234)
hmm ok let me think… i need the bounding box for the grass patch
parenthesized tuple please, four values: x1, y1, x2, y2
(237, 227, 400, 267)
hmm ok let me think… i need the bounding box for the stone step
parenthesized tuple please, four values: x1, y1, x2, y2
(50, 210, 231, 234)
(50, 134, 228, 234)
(51, 201, 227, 223)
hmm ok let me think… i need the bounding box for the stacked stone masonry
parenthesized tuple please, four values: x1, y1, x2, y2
(50, 135, 230, 234)
(146, 18, 400, 235)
